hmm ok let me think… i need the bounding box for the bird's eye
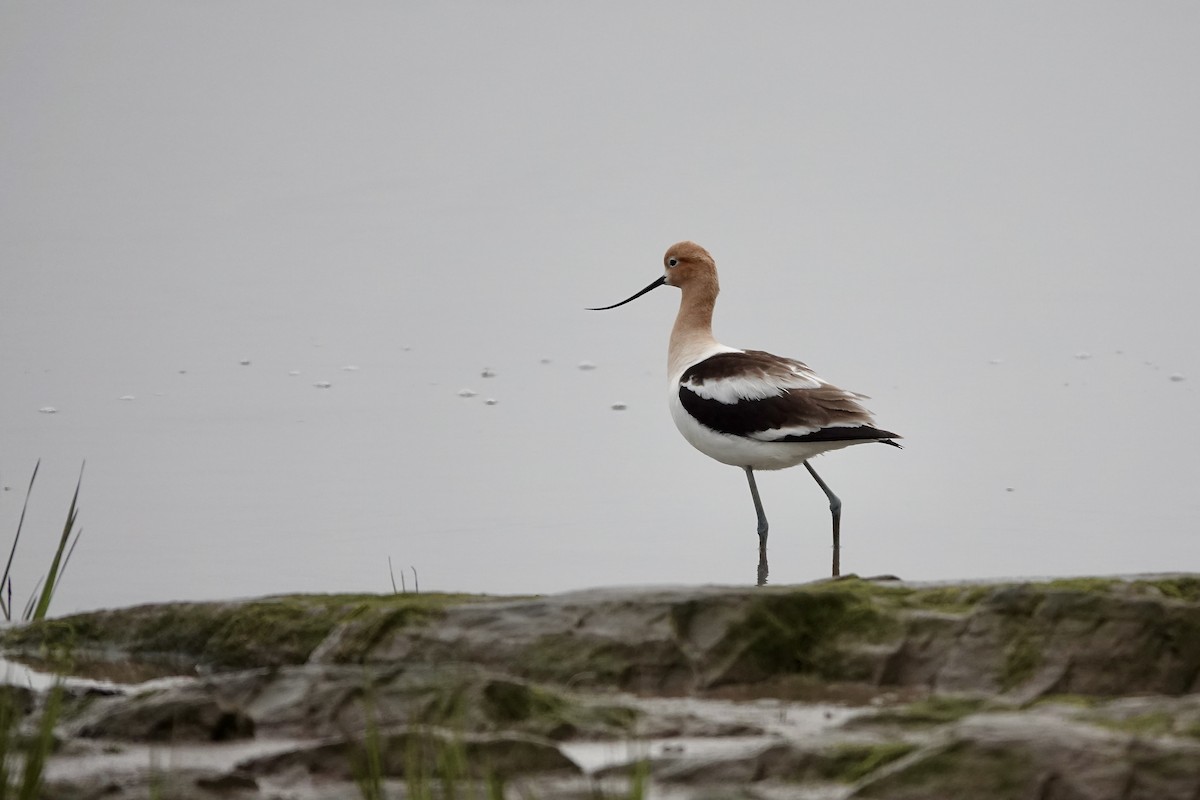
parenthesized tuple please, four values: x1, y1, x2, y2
(667, 257, 679, 267)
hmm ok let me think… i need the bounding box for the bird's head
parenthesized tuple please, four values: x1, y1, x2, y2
(588, 241, 718, 311)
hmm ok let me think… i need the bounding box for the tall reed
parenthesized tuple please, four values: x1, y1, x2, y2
(0, 682, 64, 799)
(1, 461, 84, 622)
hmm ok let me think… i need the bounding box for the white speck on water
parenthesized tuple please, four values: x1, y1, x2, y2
(312, 380, 332, 389)
(287, 370, 301, 376)
(1074, 351, 1092, 360)
(458, 389, 477, 398)
(578, 361, 597, 371)
(120, 395, 135, 401)
(484, 398, 498, 405)
(38, 406, 57, 414)
(239, 359, 251, 366)
(481, 368, 496, 378)
(1169, 373, 1186, 382)
(611, 402, 627, 411)
(341, 365, 359, 372)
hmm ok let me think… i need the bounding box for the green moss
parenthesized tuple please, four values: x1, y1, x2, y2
(1039, 577, 1122, 594)
(1088, 710, 1176, 738)
(477, 679, 637, 739)
(2, 593, 483, 670)
(416, 680, 473, 726)
(350, 671, 638, 742)
(768, 578, 993, 617)
(728, 586, 893, 680)
(806, 577, 914, 606)
(188, 601, 346, 667)
(1028, 694, 1104, 710)
(585, 703, 640, 732)
(329, 600, 455, 663)
(960, 575, 1200, 605)
(862, 695, 990, 727)
(1133, 576, 1200, 603)
(813, 742, 917, 782)
(856, 740, 1035, 799)
(845, 574, 1200, 619)
(997, 629, 1042, 691)
(515, 634, 642, 687)
(894, 585, 992, 614)
(481, 680, 566, 724)
(980, 585, 1050, 692)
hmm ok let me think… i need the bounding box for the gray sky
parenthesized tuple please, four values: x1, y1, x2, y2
(3, 2, 1199, 614)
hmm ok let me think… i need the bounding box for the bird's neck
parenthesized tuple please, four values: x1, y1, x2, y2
(668, 281, 720, 377)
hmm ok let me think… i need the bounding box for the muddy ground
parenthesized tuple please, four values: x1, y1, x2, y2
(3, 575, 1200, 799)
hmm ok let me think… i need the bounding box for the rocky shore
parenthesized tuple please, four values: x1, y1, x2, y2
(3, 575, 1199, 799)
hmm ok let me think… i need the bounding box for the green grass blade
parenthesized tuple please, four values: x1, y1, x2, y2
(16, 682, 63, 800)
(47, 528, 82, 610)
(21, 577, 44, 622)
(0, 687, 17, 793)
(31, 462, 84, 621)
(1, 460, 41, 621)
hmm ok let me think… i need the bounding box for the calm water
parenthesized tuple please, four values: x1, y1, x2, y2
(3, 3, 1199, 615)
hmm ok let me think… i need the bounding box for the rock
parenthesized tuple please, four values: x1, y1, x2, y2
(43, 769, 261, 800)
(893, 582, 1200, 699)
(68, 683, 254, 742)
(316, 577, 1200, 700)
(2, 593, 482, 671)
(99, 662, 640, 744)
(851, 712, 1200, 800)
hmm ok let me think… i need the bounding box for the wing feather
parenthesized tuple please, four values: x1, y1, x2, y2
(678, 350, 900, 444)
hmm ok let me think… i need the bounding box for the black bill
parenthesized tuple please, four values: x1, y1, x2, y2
(587, 276, 666, 310)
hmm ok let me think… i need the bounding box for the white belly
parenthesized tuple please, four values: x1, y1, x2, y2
(667, 387, 854, 471)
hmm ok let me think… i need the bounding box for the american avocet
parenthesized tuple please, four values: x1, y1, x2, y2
(590, 241, 900, 586)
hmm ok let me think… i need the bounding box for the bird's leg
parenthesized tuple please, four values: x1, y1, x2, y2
(804, 462, 843, 577)
(744, 467, 769, 586)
